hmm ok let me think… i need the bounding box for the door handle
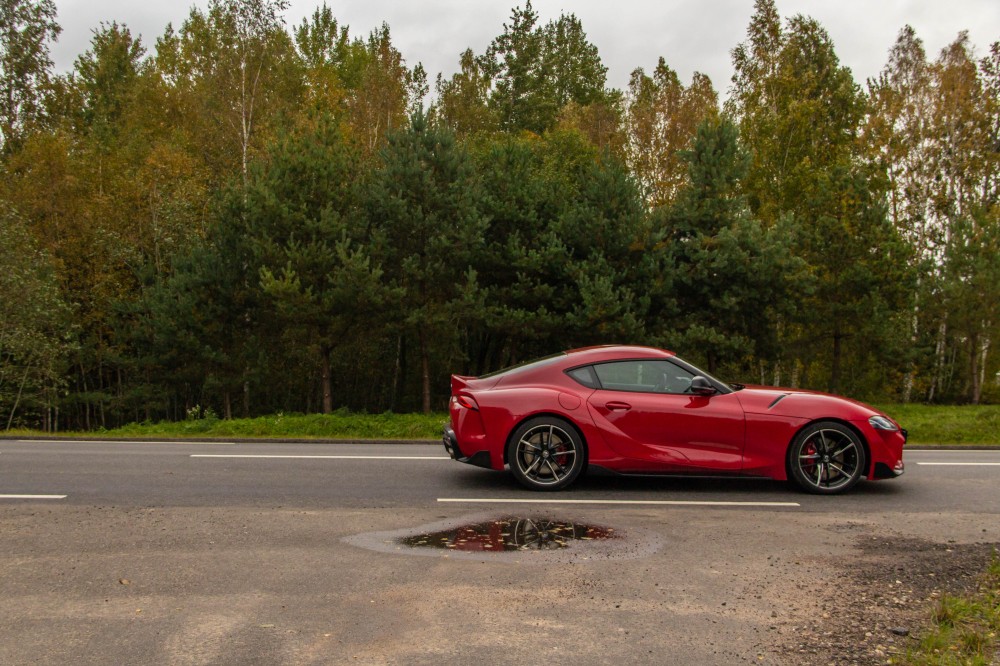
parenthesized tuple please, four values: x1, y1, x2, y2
(605, 401, 632, 411)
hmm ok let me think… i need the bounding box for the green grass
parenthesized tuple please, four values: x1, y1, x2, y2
(897, 553, 1000, 665)
(875, 404, 1000, 446)
(4, 404, 999, 445)
(8, 411, 449, 441)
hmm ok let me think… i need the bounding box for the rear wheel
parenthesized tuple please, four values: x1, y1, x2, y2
(507, 417, 586, 491)
(788, 421, 866, 495)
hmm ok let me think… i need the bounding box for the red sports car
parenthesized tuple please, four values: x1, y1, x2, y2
(443, 345, 906, 494)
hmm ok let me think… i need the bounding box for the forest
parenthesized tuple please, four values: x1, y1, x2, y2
(0, 0, 998, 431)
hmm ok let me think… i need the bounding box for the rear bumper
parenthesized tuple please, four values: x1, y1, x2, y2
(442, 426, 493, 469)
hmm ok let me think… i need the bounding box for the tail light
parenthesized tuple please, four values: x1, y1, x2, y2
(454, 394, 480, 411)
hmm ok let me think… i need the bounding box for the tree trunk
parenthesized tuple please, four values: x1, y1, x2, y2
(390, 335, 403, 413)
(243, 364, 250, 417)
(321, 345, 333, 414)
(969, 333, 981, 404)
(419, 329, 431, 414)
(830, 325, 842, 395)
(977, 335, 990, 405)
(98, 358, 106, 429)
(928, 322, 947, 402)
(902, 284, 921, 403)
(223, 390, 232, 420)
(80, 362, 90, 431)
(5, 365, 31, 431)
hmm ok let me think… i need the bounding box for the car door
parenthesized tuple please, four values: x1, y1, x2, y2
(585, 359, 745, 472)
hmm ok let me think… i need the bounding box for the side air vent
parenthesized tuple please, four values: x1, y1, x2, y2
(768, 394, 790, 409)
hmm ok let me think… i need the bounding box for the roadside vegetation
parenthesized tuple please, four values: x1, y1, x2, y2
(2, 404, 998, 445)
(899, 553, 1000, 666)
(16, 410, 451, 441)
(876, 404, 1000, 445)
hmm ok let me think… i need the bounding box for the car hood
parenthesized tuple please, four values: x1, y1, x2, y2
(734, 385, 885, 420)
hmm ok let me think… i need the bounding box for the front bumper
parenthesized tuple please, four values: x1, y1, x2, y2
(862, 421, 906, 480)
(442, 426, 493, 469)
(873, 459, 905, 479)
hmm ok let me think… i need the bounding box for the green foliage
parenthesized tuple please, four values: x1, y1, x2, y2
(249, 112, 391, 412)
(729, 6, 917, 395)
(73, 22, 145, 145)
(652, 118, 808, 373)
(482, 2, 611, 135)
(624, 58, 718, 208)
(901, 553, 1000, 665)
(0, 0, 60, 150)
(0, 207, 74, 429)
(1, 2, 998, 430)
(469, 130, 648, 371)
(433, 48, 496, 138)
(366, 110, 486, 411)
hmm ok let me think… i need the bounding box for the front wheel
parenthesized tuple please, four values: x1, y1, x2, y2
(788, 421, 866, 495)
(507, 417, 586, 491)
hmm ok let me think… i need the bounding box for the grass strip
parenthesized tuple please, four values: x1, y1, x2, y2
(875, 404, 1000, 446)
(7, 411, 449, 441)
(898, 553, 1000, 665)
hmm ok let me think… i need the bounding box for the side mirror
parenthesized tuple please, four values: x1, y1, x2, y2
(690, 376, 717, 396)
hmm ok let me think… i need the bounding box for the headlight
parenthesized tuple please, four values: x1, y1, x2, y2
(868, 415, 899, 431)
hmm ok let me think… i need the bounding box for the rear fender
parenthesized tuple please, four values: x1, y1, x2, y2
(502, 412, 591, 467)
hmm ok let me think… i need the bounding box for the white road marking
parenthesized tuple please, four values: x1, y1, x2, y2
(191, 454, 449, 460)
(18, 440, 235, 445)
(908, 449, 1000, 453)
(916, 462, 1000, 466)
(0, 494, 66, 500)
(437, 498, 800, 507)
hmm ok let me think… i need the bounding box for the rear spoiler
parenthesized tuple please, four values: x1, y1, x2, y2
(450, 374, 502, 394)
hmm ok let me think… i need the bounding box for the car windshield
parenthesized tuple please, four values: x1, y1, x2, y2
(478, 353, 566, 379)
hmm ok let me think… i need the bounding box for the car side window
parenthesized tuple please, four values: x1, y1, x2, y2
(592, 360, 696, 394)
(566, 365, 600, 389)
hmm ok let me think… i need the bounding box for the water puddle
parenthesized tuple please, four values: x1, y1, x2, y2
(342, 512, 660, 561)
(399, 517, 616, 552)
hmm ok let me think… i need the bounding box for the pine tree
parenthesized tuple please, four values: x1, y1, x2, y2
(366, 111, 486, 412)
(655, 118, 805, 373)
(249, 113, 389, 413)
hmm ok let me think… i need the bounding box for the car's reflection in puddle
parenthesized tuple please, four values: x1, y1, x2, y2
(399, 517, 617, 552)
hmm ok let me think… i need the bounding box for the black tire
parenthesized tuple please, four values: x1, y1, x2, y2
(507, 416, 586, 491)
(787, 421, 867, 495)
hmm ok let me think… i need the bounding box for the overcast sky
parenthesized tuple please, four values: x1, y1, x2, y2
(49, 1, 1000, 96)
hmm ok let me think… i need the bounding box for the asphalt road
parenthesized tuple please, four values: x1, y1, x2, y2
(2, 439, 999, 665)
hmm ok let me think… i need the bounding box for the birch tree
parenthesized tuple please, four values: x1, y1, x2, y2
(0, 0, 59, 151)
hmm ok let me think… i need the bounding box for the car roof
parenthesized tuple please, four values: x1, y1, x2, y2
(563, 345, 675, 364)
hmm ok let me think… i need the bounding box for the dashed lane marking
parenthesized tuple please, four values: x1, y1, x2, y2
(916, 462, 1000, 466)
(0, 494, 67, 500)
(437, 498, 800, 507)
(18, 440, 236, 445)
(191, 454, 449, 460)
